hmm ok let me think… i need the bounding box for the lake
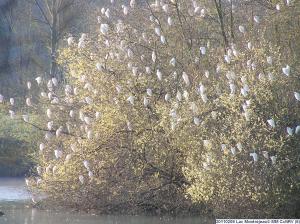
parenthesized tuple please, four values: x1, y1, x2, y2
(0, 178, 209, 224)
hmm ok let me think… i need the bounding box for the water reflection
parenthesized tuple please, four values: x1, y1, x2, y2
(0, 178, 209, 224)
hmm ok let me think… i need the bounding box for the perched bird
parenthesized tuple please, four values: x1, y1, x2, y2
(294, 92, 300, 101)
(100, 24, 109, 35)
(157, 69, 162, 81)
(79, 175, 84, 184)
(282, 65, 290, 76)
(250, 152, 258, 162)
(287, 127, 294, 136)
(239, 25, 245, 33)
(267, 119, 276, 128)
(270, 156, 277, 165)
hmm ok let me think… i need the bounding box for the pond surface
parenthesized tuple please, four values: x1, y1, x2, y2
(0, 178, 209, 224)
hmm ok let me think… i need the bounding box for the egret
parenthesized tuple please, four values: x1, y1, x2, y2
(27, 81, 32, 90)
(262, 151, 269, 159)
(95, 112, 101, 120)
(230, 147, 236, 155)
(22, 115, 29, 123)
(250, 152, 258, 162)
(105, 8, 110, 18)
(79, 175, 84, 184)
(176, 91, 182, 101)
(287, 127, 294, 136)
(239, 25, 245, 33)
(295, 125, 300, 134)
(52, 77, 58, 86)
(270, 156, 277, 165)
(236, 143, 243, 152)
(46, 109, 52, 119)
(100, 24, 109, 35)
(267, 119, 276, 128)
(37, 166, 42, 175)
(88, 171, 94, 178)
(39, 143, 45, 152)
(25, 178, 30, 186)
(127, 96, 135, 105)
(194, 117, 200, 126)
(157, 69, 162, 81)
(71, 144, 77, 152)
(182, 72, 190, 86)
(67, 36, 74, 46)
(47, 121, 54, 130)
(144, 97, 150, 107)
(254, 16, 260, 23)
(83, 160, 90, 170)
(87, 130, 93, 139)
(294, 92, 300, 101)
(170, 58, 176, 66)
(155, 27, 161, 36)
(276, 4, 280, 10)
(200, 47, 206, 55)
(35, 77, 42, 85)
(84, 116, 91, 125)
(165, 93, 171, 102)
(147, 88, 153, 96)
(160, 35, 166, 44)
(282, 65, 290, 76)
(54, 149, 63, 159)
(26, 98, 32, 107)
(0, 94, 3, 103)
(152, 51, 156, 63)
(167, 17, 173, 26)
(56, 126, 63, 137)
(69, 110, 75, 118)
(10, 98, 14, 106)
(267, 56, 273, 65)
(9, 110, 15, 119)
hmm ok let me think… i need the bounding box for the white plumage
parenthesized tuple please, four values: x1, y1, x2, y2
(267, 119, 276, 128)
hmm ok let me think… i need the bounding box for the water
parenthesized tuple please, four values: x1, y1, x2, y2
(0, 178, 208, 224)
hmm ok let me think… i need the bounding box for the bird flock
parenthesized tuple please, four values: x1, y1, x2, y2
(0, 0, 298, 205)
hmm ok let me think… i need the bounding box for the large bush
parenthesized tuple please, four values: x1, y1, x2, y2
(2, 0, 299, 217)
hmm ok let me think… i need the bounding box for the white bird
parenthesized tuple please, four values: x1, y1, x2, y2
(165, 93, 171, 102)
(295, 125, 300, 134)
(160, 35, 166, 44)
(267, 119, 276, 128)
(239, 25, 245, 33)
(84, 116, 91, 125)
(87, 130, 93, 139)
(127, 96, 135, 105)
(10, 98, 14, 106)
(9, 110, 15, 119)
(254, 16, 260, 23)
(67, 36, 74, 46)
(85, 97, 93, 105)
(167, 17, 173, 26)
(170, 58, 176, 67)
(262, 151, 269, 159)
(250, 152, 258, 162)
(130, 0, 136, 8)
(100, 24, 109, 35)
(25, 178, 30, 186)
(41, 92, 47, 98)
(26, 98, 32, 107)
(45, 132, 53, 141)
(270, 156, 277, 165)
(71, 144, 77, 152)
(154, 27, 161, 36)
(267, 56, 273, 65)
(157, 69, 162, 81)
(37, 166, 42, 175)
(182, 72, 190, 86)
(83, 160, 90, 170)
(200, 47, 206, 55)
(147, 88, 153, 96)
(276, 4, 280, 11)
(54, 149, 63, 159)
(176, 91, 182, 101)
(52, 77, 58, 86)
(0, 94, 3, 103)
(65, 154, 72, 163)
(88, 171, 94, 178)
(39, 143, 45, 152)
(144, 97, 150, 107)
(294, 92, 300, 101)
(162, 4, 169, 13)
(79, 175, 84, 184)
(27, 81, 32, 90)
(46, 109, 52, 119)
(287, 127, 294, 136)
(56, 126, 63, 137)
(152, 51, 156, 63)
(47, 121, 54, 130)
(194, 117, 200, 126)
(236, 143, 243, 152)
(22, 115, 29, 123)
(105, 8, 110, 18)
(282, 65, 290, 76)
(231, 147, 236, 155)
(95, 112, 101, 120)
